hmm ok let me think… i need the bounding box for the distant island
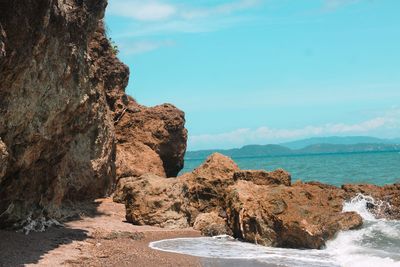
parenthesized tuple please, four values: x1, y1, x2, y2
(186, 136, 400, 159)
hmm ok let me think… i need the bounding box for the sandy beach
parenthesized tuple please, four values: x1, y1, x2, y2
(0, 198, 202, 267)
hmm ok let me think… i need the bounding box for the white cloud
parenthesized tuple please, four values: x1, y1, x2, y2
(119, 40, 175, 55)
(189, 108, 400, 150)
(108, 0, 261, 21)
(108, 1, 176, 21)
(107, 0, 263, 53)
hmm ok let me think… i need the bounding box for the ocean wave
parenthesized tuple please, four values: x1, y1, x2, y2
(150, 194, 400, 267)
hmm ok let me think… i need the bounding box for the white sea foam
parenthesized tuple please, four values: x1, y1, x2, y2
(150, 194, 400, 267)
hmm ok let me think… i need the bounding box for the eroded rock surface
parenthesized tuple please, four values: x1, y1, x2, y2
(193, 212, 230, 236)
(120, 153, 380, 249)
(115, 102, 187, 179)
(233, 169, 291, 186)
(226, 181, 362, 248)
(123, 174, 188, 229)
(89, 23, 187, 180)
(0, 0, 115, 227)
(343, 184, 400, 220)
(0, 0, 188, 228)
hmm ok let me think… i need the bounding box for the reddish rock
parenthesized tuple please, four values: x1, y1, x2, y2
(120, 153, 367, 249)
(123, 174, 188, 229)
(226, 181, 362, 249)
(179, 153, 239, 223)
(193, 212, 230, 236)
(89, 21, 188, 180)
(233, 169, 291, 186)
(189, 153, 240, 180)
(342, 184, 400, 219)
(115, 102, 187, 179)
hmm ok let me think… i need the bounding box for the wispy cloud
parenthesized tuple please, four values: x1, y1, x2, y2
(108, 1, 177, 21)
(119, 40, 175, 55)
(107, 0, 263, 40)
(107, 1, 263, 54)
(189, 108, 400, 150)
(108, 0, 262, 22)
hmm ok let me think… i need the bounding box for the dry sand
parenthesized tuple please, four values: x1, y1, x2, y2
(0, 198, 202, 267)
(1, 199, 278, 267)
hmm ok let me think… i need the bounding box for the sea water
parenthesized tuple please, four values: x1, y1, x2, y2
(150, 194, 400, 267)
(152, 151, 400, 266)
(181, 151, 400, 186)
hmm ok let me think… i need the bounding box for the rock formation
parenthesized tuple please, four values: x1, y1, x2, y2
(119, 153, 391, 249)
(0, 0, 115, 228)
(114, 102, 187, 179)
(225, 181, 362, 248)
(342, 184, 400, 220)
(89, 21, 187, 180)
(0, 1, 187, 228)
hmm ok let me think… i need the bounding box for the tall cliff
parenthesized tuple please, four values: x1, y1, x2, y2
(0, 0, 187, 228)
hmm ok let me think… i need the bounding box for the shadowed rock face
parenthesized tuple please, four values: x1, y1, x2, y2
(0, 0, 115, 227)
(0, 1, 187, 228)
(89, 22, 187, 180)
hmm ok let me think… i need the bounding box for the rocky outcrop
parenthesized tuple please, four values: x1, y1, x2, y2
(226, 181, 362, 248)
(0, 0, 188, 228)
(114, 102, 187, 179)
(179, 153, 240, 223)
(0, 0, 115, 227)
(89, 22, 187, 180)
(120, 153, 370, 249)
(343, 184, 400, 220)
(233, 169, 291, 186)
(123, 174, 188, 229)
(120, 153, 238, 227)
(193, 212, 230, 236)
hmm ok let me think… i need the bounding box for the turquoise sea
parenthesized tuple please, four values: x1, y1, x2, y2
(181, 151, 400, 186)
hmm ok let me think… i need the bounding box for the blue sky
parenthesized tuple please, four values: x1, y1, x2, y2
(105, 0, 400, 150)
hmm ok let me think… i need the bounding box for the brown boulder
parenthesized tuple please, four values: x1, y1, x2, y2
(193, 212, 230, 236)
(179, 153, 239, 223)
(122, 174, 188, 229)
(114, 102, 187, 179)
(233, 169, 291, 186)
(342, 184, 400, 219)
(189, 153, 240, 180)
(226, 181, 362, 249)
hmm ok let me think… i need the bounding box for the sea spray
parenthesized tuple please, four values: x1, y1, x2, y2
(150, 195, 400, 267)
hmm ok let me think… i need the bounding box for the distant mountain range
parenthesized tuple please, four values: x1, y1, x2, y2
(186, 136, 400, 160)
(281, 136, 400, 149)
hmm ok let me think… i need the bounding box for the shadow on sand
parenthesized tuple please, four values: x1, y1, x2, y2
(0, 201, 104, 266)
